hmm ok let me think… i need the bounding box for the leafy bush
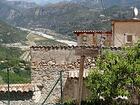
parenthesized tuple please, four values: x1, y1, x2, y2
(0, 70, 31, 84)
(0, 45, 22, 61)
(0, 20, 27, 43)
(86, 42, 140, 104)
(64, 99, 76, 105)
(0, 46, 31, 84)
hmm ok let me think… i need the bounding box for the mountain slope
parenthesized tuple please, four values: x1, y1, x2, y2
(0, 0, 140, 39)
(0, 1, 22, 22)
(72, 0, 136, 7)
(4, 2, 107, 38)
(12, 1, 135, 37)
(6, 0, 38, 9)
(0, 20, 27, 43)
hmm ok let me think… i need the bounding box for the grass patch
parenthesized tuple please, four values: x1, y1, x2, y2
(0, 70, 31, 84)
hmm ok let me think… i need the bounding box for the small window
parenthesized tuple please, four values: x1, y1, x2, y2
(127, 35, 132, 42)
(82, 36, 87, 42)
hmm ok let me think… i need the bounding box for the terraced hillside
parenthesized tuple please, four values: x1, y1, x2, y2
(0, 20, 28, 44)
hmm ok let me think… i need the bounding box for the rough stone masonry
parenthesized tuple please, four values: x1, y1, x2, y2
(31, 47, 79, 104)
(30, 46, 95, 104)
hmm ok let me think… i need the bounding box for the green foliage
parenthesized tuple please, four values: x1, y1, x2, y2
(0, 20, 27, 43)
(0, 70, 30, 84)
(64, 99, 76, 105)
(0, 45, 22, 61)
(0, 45, 31, 84)
(86, 42, 140, 104)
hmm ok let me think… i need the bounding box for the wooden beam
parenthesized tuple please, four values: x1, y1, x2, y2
(77, 55, 85, 105)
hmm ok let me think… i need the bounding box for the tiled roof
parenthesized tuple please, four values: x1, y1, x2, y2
(30, 46, 122, 51)
(73, 30, 112, 35)
(0, 84, 34, 92)
(68, 70, 89, 78)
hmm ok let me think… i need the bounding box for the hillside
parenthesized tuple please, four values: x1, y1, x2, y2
(0, 1, 21, 22)
(6, 0, 38, 9)
(72, 0, 136, 8)
(0, 45, 31, 84)
(3, 2, 110, 39)
(0, 20, 28, 43)
(13, 2, 136, 38)
(0, 0, 140, 39)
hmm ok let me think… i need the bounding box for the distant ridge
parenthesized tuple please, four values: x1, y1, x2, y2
(0, 0, 140, 40)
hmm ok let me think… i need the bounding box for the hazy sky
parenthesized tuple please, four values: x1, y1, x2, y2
(7, 0, 71, 4)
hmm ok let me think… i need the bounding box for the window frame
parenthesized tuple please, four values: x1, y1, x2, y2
(126, 35, 133, 43)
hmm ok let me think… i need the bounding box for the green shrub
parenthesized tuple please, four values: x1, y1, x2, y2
(86, 42, 140, 104)
(0, 71, 30, 84)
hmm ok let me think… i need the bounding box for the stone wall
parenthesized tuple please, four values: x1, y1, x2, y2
(31, 48, 80, 104)
(0, 47, 95, 105)
(63, 78, 90, 101)
(30, 47, 94, 104)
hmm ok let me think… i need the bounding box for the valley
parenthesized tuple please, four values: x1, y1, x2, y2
(0, 0, 140, 105)
(0, 19, 75, 84)
(0, 0, 139, 84)
(1, 0, 139, 40)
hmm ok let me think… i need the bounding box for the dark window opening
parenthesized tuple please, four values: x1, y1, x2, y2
(127, 35, 132, 42)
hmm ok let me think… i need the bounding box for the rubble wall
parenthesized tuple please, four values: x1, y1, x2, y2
(31, 47, 80, 104)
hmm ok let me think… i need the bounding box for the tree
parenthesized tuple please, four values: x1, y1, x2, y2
(86, 42, 140, 105)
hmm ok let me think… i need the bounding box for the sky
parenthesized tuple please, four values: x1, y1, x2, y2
(7, 0, 71, 5)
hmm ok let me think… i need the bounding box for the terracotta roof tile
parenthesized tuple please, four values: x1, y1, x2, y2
(68, 70, 89, 78)
(73, 30, 112, 35)
(0, 84, 34, 92)
(30, 46, 122, 51)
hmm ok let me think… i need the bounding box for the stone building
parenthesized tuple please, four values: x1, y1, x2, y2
(74, 30, 112, 47)
(112, 19, 140, 47)
(73, 19, 140, 47)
